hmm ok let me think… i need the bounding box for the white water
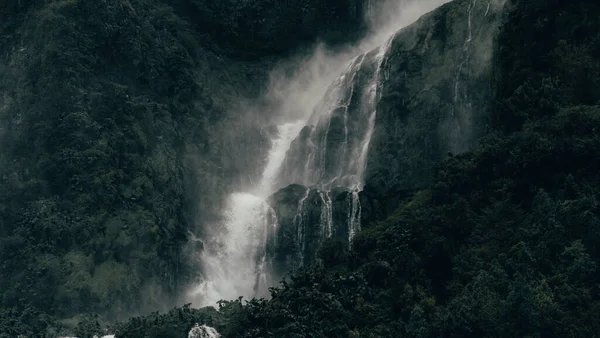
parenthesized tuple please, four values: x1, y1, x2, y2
(257, 122, 306, 197)
(188, 324, 220, 338)
(190, 122, 303, 307)
(190, 0, 451, 307)
(319, 191, 333, 238)
(454, 0, 477, 105)
(354, 35, 394, 187)
(295, 187, 312, 264)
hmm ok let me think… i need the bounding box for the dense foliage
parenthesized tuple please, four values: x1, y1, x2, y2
(115, 0, 600, 337)
(167, 0, 368, 58)
(1, 0, 599, 336)
(0, 0, 204, 334)
(0, 0, 370, 334)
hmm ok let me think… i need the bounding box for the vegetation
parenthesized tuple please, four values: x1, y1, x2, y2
(166, 0, 368, 58)
(1, 0, 599, 336)
(0, 0, 369, 335)
(116, 0, 600, 336)
(0, 0, 205, 334)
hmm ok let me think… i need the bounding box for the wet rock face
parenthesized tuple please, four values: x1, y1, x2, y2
(276, 1, 506, 198)
(266, 185, 357, 277)
(266, 184, 307, 278)
(265, 0, 507, 278)
(276, 48, 384, 191)
(365, 0, 506, 193)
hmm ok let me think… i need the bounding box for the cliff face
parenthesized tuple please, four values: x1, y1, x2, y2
(365, 0, 506, 193)
(266, 0, 506, 272)
(92, 0, 600, 336)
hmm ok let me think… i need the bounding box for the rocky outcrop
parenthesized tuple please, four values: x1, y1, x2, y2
(266, 184, 361, 276)
(276, 40, 388, 191)
(276, 0, 506, 208)
(265, 0, 507, 275)
(365, 0, 506, 193)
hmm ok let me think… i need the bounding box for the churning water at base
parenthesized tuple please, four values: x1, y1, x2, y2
(190, 193, 275, 306)
(188, 324, 220, 338)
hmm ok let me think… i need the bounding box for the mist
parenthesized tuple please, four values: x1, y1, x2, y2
(262, 0, 452, 126)
(186, 0, 453, 309)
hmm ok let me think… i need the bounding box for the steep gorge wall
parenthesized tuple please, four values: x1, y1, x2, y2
(366, 0, 506, 194)
(265, 0, 507, 274)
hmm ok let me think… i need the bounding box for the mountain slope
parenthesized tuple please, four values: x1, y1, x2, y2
(115, 0, 600, 336)
(0, 0, 370, 334)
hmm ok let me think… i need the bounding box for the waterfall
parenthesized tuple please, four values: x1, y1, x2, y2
(294, 188, 311, 264)
(348, 187, 362, 243)
(190, 0, 453, 307)
(276, 34, 394, 244)
(189, 122, 303, 307)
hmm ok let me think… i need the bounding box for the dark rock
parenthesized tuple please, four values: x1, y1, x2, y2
(266, 184, 363, 276)
(366, 0, 505, 192)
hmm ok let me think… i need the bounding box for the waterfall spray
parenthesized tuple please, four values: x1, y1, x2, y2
(190, 0, 452, 307)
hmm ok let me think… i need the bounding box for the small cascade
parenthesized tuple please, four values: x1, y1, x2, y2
(454, 0, 478, 105)
(337, 54, 366, 180)
(319, 191, 333, 238)
(348, 186, 363, 243)
(188, 324, 220, 338)
(448, 0, 498, 154)
(353, 35, 394, 183)
(294, 188, 311, 265)
(454, 0, 477, 106)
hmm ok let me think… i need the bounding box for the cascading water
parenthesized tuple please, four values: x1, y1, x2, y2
(294, 188, 311, 264)
(190, 0, 454, 306)
(277, 34, 394, 245)
(319, 191, 333, 238)
(347, 36, 394, 242)
(454, 0, 476, 105)
(191, 40, 394, 302)
(189, 122, 304, 307)
(448, 0, 497, 154)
